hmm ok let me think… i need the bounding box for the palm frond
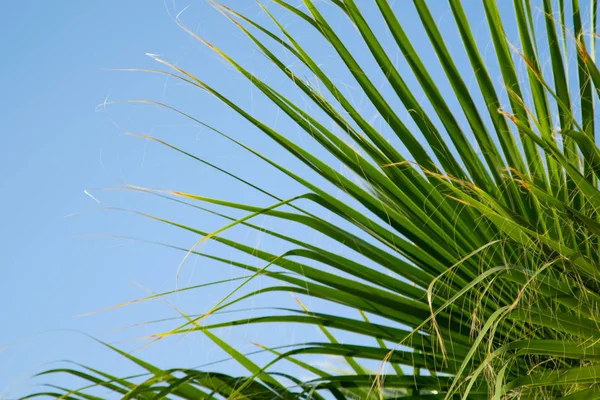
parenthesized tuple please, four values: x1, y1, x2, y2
(27, 0, 600, 398)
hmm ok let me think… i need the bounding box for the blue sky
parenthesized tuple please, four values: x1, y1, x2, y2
(0, 1, 304, 395)
(0, 2, 382, 396)
(0, 0, 588, 398)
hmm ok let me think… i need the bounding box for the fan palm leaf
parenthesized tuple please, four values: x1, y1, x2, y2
(26, 0, 600, 398)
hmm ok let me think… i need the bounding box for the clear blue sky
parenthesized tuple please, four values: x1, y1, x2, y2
(0, 1, 585, 398)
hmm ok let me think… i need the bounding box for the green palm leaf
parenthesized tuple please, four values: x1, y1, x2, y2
(26, 0, 600, 398)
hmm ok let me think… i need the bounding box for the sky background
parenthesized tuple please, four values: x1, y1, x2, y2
(0, 1, 590, 398)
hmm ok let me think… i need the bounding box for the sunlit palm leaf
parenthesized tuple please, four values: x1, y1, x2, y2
(27, 0, 600, 398)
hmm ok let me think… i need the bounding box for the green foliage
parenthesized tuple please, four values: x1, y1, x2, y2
(27, 0, 600, 398)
